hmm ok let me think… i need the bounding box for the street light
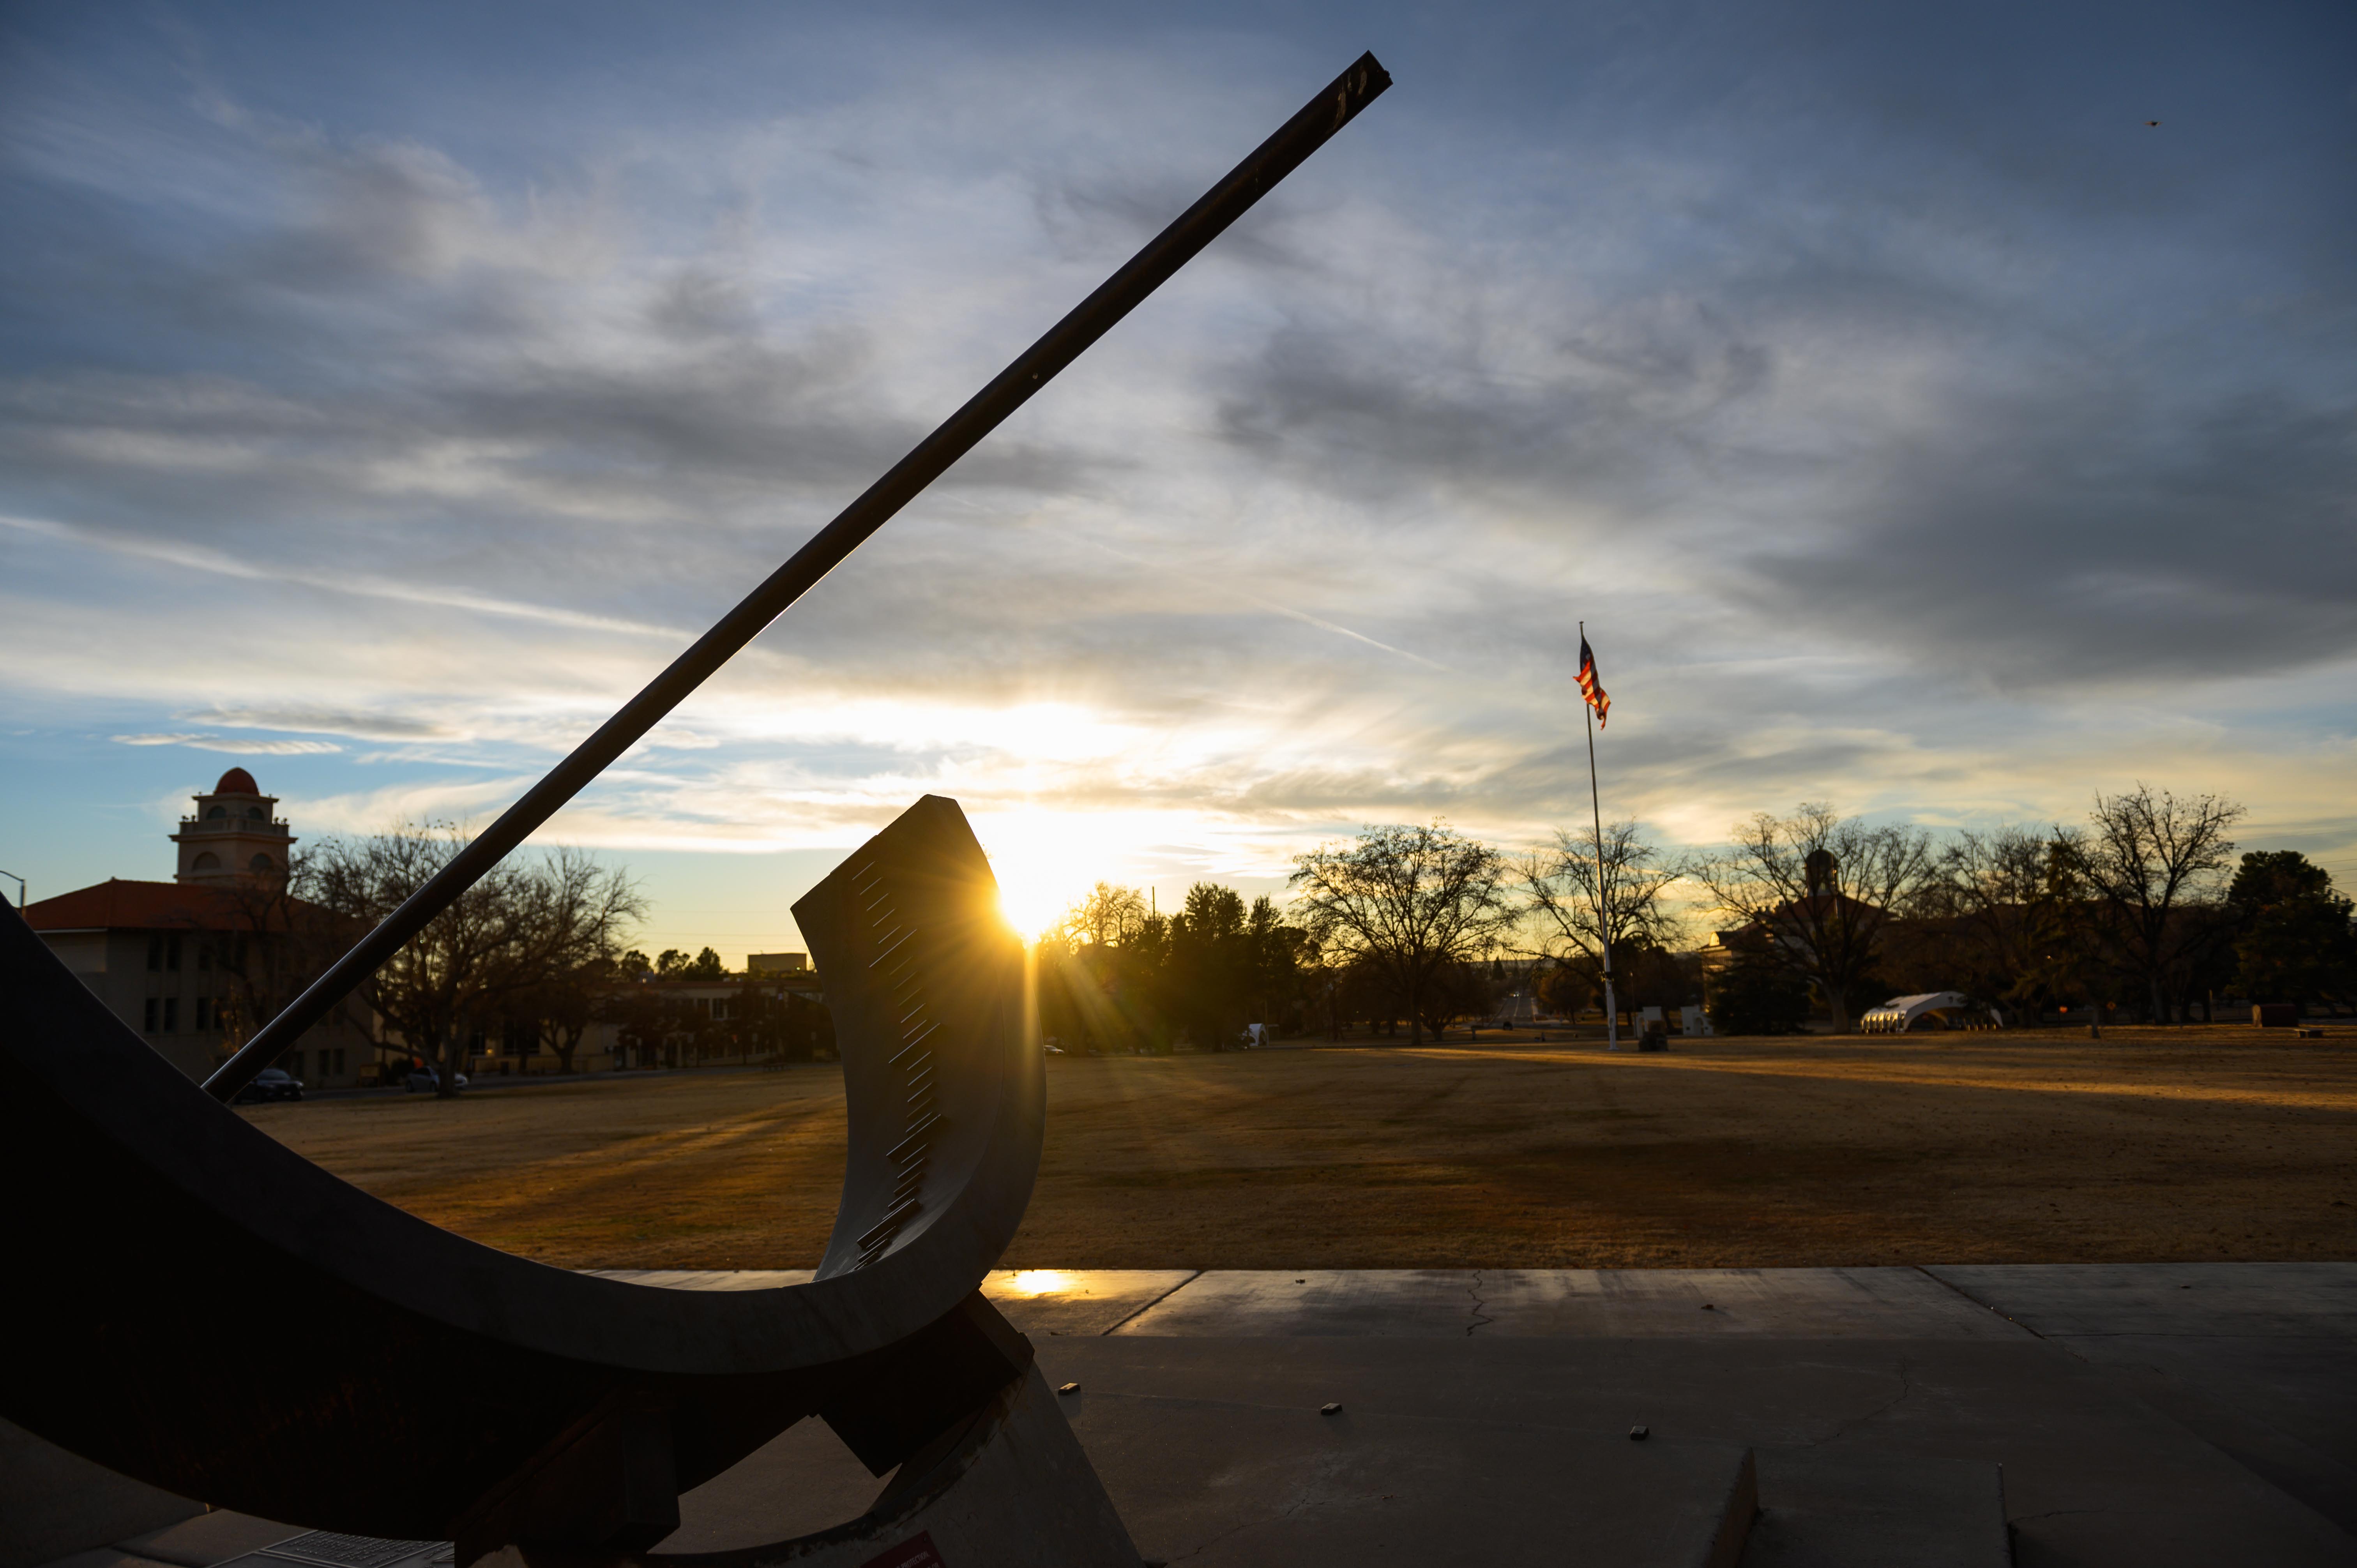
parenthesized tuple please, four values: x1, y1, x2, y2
(0, 870, 23, 909)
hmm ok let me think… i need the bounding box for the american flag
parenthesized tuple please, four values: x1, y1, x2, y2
(1577, 635, 1611, 727)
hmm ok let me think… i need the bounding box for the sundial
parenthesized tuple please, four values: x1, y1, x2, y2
(0, 55, 1389, 1568)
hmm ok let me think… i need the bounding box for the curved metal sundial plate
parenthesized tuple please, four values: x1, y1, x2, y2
(2, 51, 1391, 1561)
(0, 795, 1034, 1546)
(799, 795, 1038, 1283)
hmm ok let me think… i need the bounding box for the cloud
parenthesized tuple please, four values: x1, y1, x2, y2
(113, 733, 343, 755)
(1741, 390, 2357, 688)
(189, 706, 453, 741)
(4, 5, 2354, 933)
(0, 511, 687, 638)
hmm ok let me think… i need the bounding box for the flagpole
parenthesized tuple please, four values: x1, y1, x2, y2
(1582, 620, 1618, 1052)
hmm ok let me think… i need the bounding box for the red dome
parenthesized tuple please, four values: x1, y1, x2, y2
(212, 767, 260, 796)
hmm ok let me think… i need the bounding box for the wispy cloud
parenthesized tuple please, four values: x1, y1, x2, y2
(4, 2, 2354, 944)
(113, 733, 343, 755)
(0, 514, 687, 640)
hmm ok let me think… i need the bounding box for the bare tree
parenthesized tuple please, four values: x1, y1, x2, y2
(310, 825, 643, 1097)
(1289, 823, 1514, 1045)
(1687, 803, 1938, 1032)
(1926, 825, 2057, 1015)
(199, 853, 389, 1071)
(2073, 784, 2243, 1024)
(505, 952, 615, 1075)
(1056, 883, 1151, 948)
(2008, 828, 2125, 1024)
(1521, 820, 1684, 978)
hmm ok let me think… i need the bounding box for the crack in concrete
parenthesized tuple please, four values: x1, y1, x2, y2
(1815, 1354, 1917, 1446)
(1466, 1269, 1494, 1337)
(1164, 1459, 1388, 1562)
(1099, 1270, 1203, 1336)
(1914, 1265, 2034, 1328)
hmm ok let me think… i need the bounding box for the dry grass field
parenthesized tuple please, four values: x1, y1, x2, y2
(240, 1027, 2357, 1271)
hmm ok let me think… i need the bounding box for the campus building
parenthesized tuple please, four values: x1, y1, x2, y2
(168, 767, 295, 883)
(25, 768, 387, 1088)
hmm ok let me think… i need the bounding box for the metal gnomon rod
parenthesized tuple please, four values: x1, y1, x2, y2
(205, 52, 1392, 1100)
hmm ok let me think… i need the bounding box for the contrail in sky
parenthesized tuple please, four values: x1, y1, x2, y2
(0, 513, 685, 641)
(1065, 530, 1451, 671)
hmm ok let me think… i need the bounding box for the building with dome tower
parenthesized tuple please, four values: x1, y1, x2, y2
(170, 767, 295, 884)
(23, 768, 385, 1088)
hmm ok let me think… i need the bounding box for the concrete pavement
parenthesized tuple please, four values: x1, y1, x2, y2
(581, 1263, 2357, 1563)
(14, 1265, 2354, 1568)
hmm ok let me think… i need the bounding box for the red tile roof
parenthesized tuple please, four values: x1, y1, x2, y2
(26, 879, 258, 932)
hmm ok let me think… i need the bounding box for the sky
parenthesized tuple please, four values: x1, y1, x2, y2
(4, 0, 2353, 957)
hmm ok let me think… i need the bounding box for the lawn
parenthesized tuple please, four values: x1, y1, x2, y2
(239, 1026, 2357, 1270)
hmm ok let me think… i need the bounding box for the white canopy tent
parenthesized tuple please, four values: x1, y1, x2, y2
(1859, 991, 2001, 1033)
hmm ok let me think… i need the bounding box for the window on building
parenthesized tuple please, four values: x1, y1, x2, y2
(247, 805, 267, 821)
(143, 998, 158, 1032)
(332, 1049, 346, 1075)
(288, 1051, 304, 1079)
(195, 997, 213, 1030)
(249, 855, 273, 873)
(165, 936, 182, 971)
(162, 997, 178, 1032)
(207, 806, 227, 821)
(147, 936, 163, 972)
(192, 852, 220, 871)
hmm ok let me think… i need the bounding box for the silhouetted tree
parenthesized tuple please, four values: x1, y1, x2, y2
(1038, 885, 1166, 1055)
(1056, 883, 1151, 948)
(1521, 820, 1684, 975)
(310, 825, 642, 1097)
(2072, 784, 2242, 1024)
(1166, 884, 1251, 1050)
(1687, 803, 1938, 1032)
(504, 951, 614, 1074)
(1705, 933, 1812, 1036)
(203, 850, 375, 1065)
(1921, 825, 2055, 1014)
(1290, 823, 1514, 1046)
(1243, 895, 1313, 1035)
(2227, 851, 2355, 1007)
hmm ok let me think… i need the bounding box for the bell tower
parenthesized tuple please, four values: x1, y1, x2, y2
(171, 767, 297, 884)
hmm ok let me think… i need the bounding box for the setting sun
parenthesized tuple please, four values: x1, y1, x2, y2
(977, 809, 1138, 942)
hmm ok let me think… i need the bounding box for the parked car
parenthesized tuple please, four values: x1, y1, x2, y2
(404, 1068, 470, 1093)
(236, 1068, 303, 1104)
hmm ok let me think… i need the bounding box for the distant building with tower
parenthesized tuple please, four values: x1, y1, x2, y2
(169, 766, 295, 883)
(24, 768, 385, 1088)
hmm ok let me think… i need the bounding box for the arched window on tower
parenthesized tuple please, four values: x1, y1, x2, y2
(207, 806, 227, 821)
(249, 854, 274, 873)
(247, 805, 267, 821)
(193, 852, 221, 871)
